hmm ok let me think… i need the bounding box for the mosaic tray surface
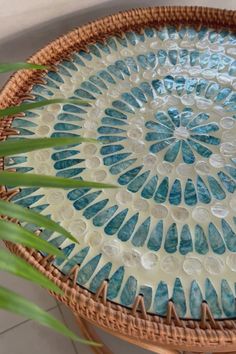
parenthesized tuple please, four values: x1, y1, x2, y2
(5, 26, 236, 320)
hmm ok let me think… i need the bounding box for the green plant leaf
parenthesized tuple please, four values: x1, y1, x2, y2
(0, 199, 77, 243)
(0, 136, 97, 157)
(0, 171, 117, 189)
(0, 99, 88, 118)
(0, 219, 65, 258)
(0, 62, 49, 73)
(0, 249, 62, 294)
(0, 286, 99, 345)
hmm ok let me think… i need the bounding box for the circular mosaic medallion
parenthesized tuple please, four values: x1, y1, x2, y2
(6, 26, 236, 320)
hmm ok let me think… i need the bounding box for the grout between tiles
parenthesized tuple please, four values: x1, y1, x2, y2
(0, 304, 58, 336)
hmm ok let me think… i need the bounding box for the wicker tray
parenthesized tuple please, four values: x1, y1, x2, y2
(1, 6, 236, 353)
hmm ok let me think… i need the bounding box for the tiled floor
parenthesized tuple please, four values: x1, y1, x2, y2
(0, 244, 150, 354)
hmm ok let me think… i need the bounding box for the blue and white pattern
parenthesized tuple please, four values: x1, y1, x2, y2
(5, 26, 236, 320)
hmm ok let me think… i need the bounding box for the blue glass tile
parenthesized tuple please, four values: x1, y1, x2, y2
(107, 266, 125, 300)
(205, 278, 222, 318)
(93, 205, 118, 227)
(190, 281, 203, 319)
(197, 176, 211, 204)
(77, 254, 101, 285)
(154, 177, 169, 203)
(110, 158, 137, 175)
(89, 262, 112, 293)
(164, 223, 178, 253)
(121, 93, 141, 108)
(141, 175, 158, 199)
(169, 179, 182, 205)
(218, 171, 236, 193)
(221, 279, 236, 318)
(62, 247, 90, 274)
(154, 281, 169, 316)
(73, 191, 101, 210)
(103, 153, 131, 166)
(208, 222, 226, 254)
(187, 139, 212, 158)
(83, 199, 109, 219)
(207, 176, 226, 200)
(179, 224, 193, 255)
(120, 276, 137, 306)
(172, 278, 186, 317)
(132, 217, 151, 247)
(222, 219, 236, 252)
(184, 179, 197, 206)
(181, 141, 195, 164)
(164, 141, 181, 162)
(118, 213, 139, 242)
(128, 171, 150, 193)
(118, 166, 143, 185)
(147, 220, 163, 251)
(104, 209, 128, 235)
(139, 285, 152, 310)
(195, 225, 209, 254)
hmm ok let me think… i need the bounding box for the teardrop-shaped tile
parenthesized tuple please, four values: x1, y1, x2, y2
(54, 244, 75, 267)
(222, 219, 236, 251)
(153, 281, 169, 316)
(89, 262, 112, 293)
(164, 223, 178, 253)
(218, 171, 236, 193)
(103, 153, 131, 166)
(107, 266, 125, 300)
(208, 223, 226, 254)
(147, 220, 163, 251)
(181, 141, 195, 164)
(139, 285, 153, 310)
(104, 208, 128, 235)
(141, 175, 158, 199)
(110, 159, 137, 175)
(132, 217, 151, 247)
(120, 276, 137, 306)
(168, 107, 180, 127)
(128, 171, 150, 193)
(195, 224, 209, 254)
(169, 179, 182, 205)
(150, 139, 176, 154)
(154, 177, 169, 203)
(118, 166, 143, 185)
(179, 224, 193, 255)
(221, 279, 236, 318)
(77, 254, 101, 285)
(172, 278, 186, 317)
(205, 278, 222, 318)
(197, 176, 211, 204)
(190, 280, 203, 319)
(73, 191, 102, 210)
(164, 141, 181, 163)
(118, 213, 139, 242)
(155, 112, 175, 130)
(184, 179, 197, 206)
(187, 139, 212, 158)
(207, 176, 226, 200)
(83, 199, 109, 219)
(62, 246, 90, 274)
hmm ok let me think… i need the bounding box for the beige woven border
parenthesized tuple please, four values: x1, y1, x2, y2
(1, 6, 236, 352)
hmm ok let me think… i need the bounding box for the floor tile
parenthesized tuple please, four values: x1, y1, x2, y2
(0, 307, 76, 354)
(58, 303, 152, 354)
(0, 243, 56, 333)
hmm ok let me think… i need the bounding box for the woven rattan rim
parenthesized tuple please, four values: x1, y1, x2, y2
(1, 6, 236, 352)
